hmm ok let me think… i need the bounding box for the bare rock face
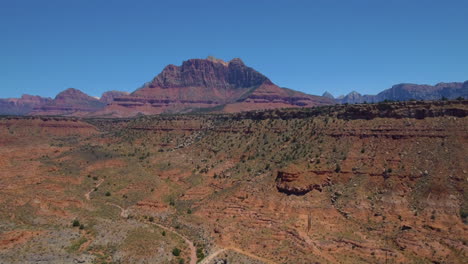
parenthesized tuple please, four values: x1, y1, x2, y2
(31, 88, 105, 116)
(148, 58, 268, 90)
(99, 91, 129, 104)
(0, 95, 52, 115)
(276, 165, 332, 195)
(100, 57, 334, 117)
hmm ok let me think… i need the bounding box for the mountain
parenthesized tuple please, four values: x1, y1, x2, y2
(30, 88, 106, 116)
(0, 94, 52, 115)
(337, 81, 467, 104)
(98, 57, 334, 117)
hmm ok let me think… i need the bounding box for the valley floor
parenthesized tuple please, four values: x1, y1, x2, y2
(0, 101, 467, 264)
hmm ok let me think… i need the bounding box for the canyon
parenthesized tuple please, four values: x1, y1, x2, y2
(0, 100, 466, 263)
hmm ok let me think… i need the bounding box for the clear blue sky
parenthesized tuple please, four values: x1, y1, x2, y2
(1, 0, 467, 98)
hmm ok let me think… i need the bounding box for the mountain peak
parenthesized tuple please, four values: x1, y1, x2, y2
(55, 88, 94, 100)
(229, 58, 245, 66)
(206, 56, 228, 66)
(144, 57, 268, 90)
(322, 91, 334, 99)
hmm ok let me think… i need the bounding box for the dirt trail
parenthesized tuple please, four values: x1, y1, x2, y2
(149, 222, 197, 264)
(106, 202, 197, 264)
(84, 179, 104, 200)
(297, 230, 337, 263)
(107, 203, 129, 218)
(199, 248, 226, 264)
(200, 246, 277, 264)
(85, 180, 271, 264)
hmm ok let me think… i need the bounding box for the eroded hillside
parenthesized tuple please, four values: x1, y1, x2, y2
(0, 101, 467, 264)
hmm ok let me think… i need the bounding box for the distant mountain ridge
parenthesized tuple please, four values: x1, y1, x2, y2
(326, 81, 467, 104)
(0, 95, 52, 115)
(30, 88, 106, 116)
(0, 57, 466, 116)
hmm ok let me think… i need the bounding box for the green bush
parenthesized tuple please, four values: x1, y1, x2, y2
(72, 219, 80, 227)
(172, 247, 181, 256)
(105, 192, 111, 196)
(196, 248, 205, 260)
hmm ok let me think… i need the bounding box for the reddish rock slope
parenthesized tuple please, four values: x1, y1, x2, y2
(99, 91, 129, 104)
(98, 57, 334, 117)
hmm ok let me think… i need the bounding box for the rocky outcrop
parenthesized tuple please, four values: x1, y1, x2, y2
(31, 88, 106, 116)
(276, 166, 332, 195)
(0, 95, 52, 115)
(99, 91, 129, 104)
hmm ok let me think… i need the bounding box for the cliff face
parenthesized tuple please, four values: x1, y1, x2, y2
(99, 91, 129, 104)
(146, 58, 268, 90)
(30, 88, 105, 116)
(100, 57, 334, 117)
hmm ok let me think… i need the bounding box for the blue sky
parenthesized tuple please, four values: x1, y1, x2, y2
(1, 0, 467, 98)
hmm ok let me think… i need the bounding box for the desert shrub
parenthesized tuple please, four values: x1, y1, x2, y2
(72, 219, 80, 227)
(335, 164, 341, 173)
(196, 248, 205, 260)
(105, 191, 111, 196)
(172, 248, 181, 256)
